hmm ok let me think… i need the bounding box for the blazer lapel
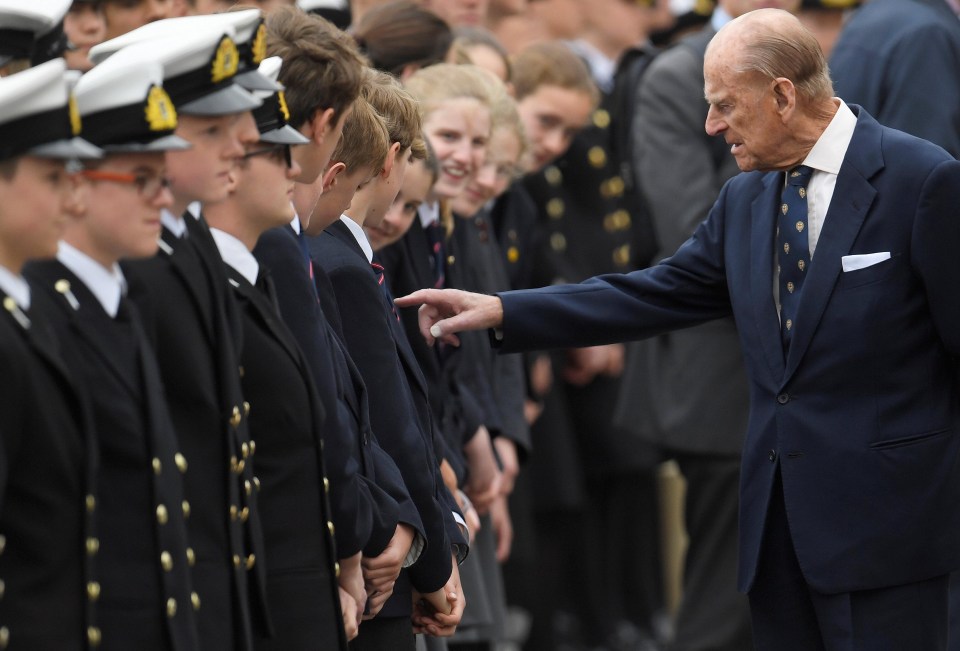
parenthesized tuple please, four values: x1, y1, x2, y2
(749, 173, 788, 384)
(227, 267, 303, 369)
(161, 226, 217, 344)
(783, 109, 883, 382)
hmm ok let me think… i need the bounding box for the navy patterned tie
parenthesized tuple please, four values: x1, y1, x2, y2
(777, 165, 814, 349)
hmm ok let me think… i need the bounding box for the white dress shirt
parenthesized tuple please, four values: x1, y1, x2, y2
(0, 265, 30, 310)
(209, 228, 259, 285)
(57, 242, 126, 318)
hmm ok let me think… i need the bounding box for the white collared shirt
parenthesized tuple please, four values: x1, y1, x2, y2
(340, 215, 374, 263)
(567, 39, 617, 94)
(290, 214, 301, 235)
(418, 201, 440, 230)
(0, 265, 30, 310)
(57, 242, 126, 318)
(161, 208, 188, 239)
(210, 228, 259, 285)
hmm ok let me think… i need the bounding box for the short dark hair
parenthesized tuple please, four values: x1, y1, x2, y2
(266, 6, 366, 128)
(352, 1, 452, 78)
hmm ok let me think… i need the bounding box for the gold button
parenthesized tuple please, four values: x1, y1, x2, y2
(245, 554, 256, 570)
(507, 246, 519, 263)
(236, 459, 245, 474)
(323, 477, 330, 494)
(0, 535, 6, 554)
(230, 456, 239, 473)
(186, 547, 196, 567)
(588, 146, 607, 168)
(544, 166, 562, 186)
(249, 440, 256, 456)
(174, 453, 188, 474)
(244, 480, 252, 496)
(86, 495, 96, 513)
(613, 243, 631, 267)
(161, 551, 173, 572)
(151, 457, 162, 475)
(0, 626, 8, 649)
(334, 561, 340, 578)
(87, 581, 100, 601)
(87, 626, 101, 647)
(241, 442, 250, 459)
(156, 504, 169, 525)
(546, 198, 564, 219)
(182, 500, 191, 519)
(55, 279, 71, 294)
(327, 521, 335, 536)
(243, 401, 251, 417)
(550, 232, 567, 253)
(86, 537, 99, 556)
(0, 579, 5, 598)
(446, 255, 455, 266)
(238, 365, 245, 378)
(240, 507, 249, 523)
(230, 406, 242, 428)
(167, 597, 177, 618)
(253, 477, 261, 492)
(233, 554, 241, 568)
(191, 592, 201, 611)
(592, 109, 610, 129)
(229, 505, 238, 521)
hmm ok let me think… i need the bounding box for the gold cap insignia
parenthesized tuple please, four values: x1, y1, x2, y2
(145, 85, 178, 132)
(277, 90, 290, 122)
(251, 23, 267, 65)
(68, 93, 81, 136)
(211, 36, 240, 84)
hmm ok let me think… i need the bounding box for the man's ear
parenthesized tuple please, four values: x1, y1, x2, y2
(772, 77, 796, 118)
(380, 142, 402, 179)
(322, 162, 346, 192)
(305, 107, 337, 146)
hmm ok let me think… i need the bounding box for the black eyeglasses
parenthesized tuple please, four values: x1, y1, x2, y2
(242, 143, 293, 169)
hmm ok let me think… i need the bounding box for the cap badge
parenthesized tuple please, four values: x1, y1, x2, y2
(145, 85, 178, 132)
(277, 90, 290, 121)
(211, 36, 239, 84)
(251, 23, 267, 65)
(68, 93, 81, 136)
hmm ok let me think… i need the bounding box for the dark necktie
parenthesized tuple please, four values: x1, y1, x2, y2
(777, 165, 814, 348)
(370, 261, 400, 323)
(424, 220, 446, 289)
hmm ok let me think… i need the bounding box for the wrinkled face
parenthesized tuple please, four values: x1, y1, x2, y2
(423, 0, 490, 26)
(422, 97, 490, 200)
(81, 152, 173, 266)
(64, 3, 107, 72)
(451, 126, 522, 217)
(0, 157, 74, 270)
(233, 143, 301, 233)
(167, 112, 259, 209)
(365, 157, 434, 251)
(102, 0, 174, 40)
(516, 84, 593, 172)
(704, 53, 786, 172)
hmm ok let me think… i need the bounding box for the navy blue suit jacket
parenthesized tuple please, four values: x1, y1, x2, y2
(497, 107, 960, 595)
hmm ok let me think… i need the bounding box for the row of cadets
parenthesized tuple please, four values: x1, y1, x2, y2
(22, 46, 201, 651)
(90, 14, 273, 651)
(0, 0, 72, 76)
(0, 57, 102, 651)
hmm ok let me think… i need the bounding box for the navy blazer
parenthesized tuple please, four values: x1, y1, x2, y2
(497, 107, 960, 595)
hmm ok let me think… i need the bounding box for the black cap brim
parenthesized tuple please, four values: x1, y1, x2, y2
(102, 134, 192, 153)
(179, 83, 262, 116)
(29, 137, 104, 160)
(235, 69, 282, 92)
(259, 125, 310, 145)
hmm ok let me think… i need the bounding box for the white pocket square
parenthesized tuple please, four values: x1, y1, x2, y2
(841, 252, 891, 272)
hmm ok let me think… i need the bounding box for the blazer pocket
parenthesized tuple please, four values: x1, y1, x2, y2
(836, 253, 899, 289)
(869, 426, 953, 451)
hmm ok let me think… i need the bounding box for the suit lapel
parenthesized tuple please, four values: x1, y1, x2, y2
(161, 226, 217, 344)
(783, 109, 883, 382)
(227, 266, 303, 369)
(749, 173, 788, 383)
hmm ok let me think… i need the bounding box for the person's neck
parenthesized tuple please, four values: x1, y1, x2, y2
(170, 197, 191, 219)
(204, 202, 260, 252)
(344, 195, 371, 227)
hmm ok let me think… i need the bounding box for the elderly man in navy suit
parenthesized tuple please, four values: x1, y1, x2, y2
(398, 8, 960, 650)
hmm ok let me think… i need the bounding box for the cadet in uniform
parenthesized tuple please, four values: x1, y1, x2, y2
(25, 50, 200, 651)
(0, 57, 103, 651)
(91, 18, 273, 651)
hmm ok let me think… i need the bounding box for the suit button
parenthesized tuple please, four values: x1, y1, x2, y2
(229, 505, 238, 521)
(233, 554, 241, 568)
(87, 581, 100, 601)
(161, 551, 173, 572)
(241, 442, 250, 459)
(86, 537, 99, 556)
(191, 592, 201, 611)
(243, 401, 251, 417)
(156, 504, 169, 525)
(174, 453, 188, 474)
(327, 521, 335, 536)
(768, 450, 777, 462)
(244, 480, 252, 496)
(0, 579, 4, 599)
(0, 626, 8, 649)
(152, 457, 162, 475)
(240, 507, 249, 523)
(246, 554, 256, 570)
(166, 598, 177, 618)
(777, 393, 790, 404)
(87, 626, 101, 647)
(85, 495, 96, 513)
(186, 547, 196, 567)
(231, 406, 242, 428)
(0, 535, 5, 555)
(334, 562, 340, 578)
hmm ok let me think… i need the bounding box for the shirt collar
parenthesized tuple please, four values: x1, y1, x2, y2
(340, 214, 374, 263)
(567, 39, 617, 93)
(161, 208, 187, 239)
(418, 200, 440, 228)
(186, 202, 202, 220)
(289, 213, 301, 235)
(57, 241, 126, 317)
(210, 228, 259, 285)
(802, 100, 857, 176)
(0, 265, 30, 310)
